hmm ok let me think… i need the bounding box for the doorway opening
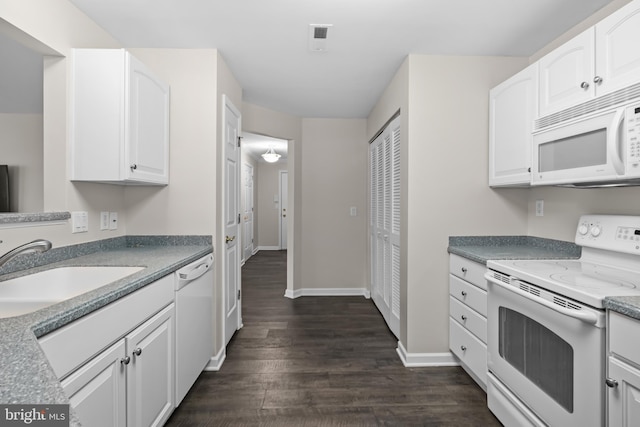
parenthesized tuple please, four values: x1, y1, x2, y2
(240, 132, 289, 261)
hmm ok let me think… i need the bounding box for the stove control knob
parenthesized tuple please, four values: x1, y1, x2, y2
(591, 226, 602, 237)
(578, 224, 589, 235)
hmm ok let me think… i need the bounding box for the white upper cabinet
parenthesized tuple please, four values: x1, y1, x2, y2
(70, 49, 170, 185)
(595, 0, 640, 96)
(539, 0, 640, 117)
(489, 63, 538, 187)
(538, 29, 595, 116)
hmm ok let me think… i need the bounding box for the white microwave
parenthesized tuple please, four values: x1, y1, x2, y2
(532, 102, 640, 187)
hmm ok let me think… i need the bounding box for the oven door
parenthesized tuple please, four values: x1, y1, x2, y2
(486, 273, 605, 427)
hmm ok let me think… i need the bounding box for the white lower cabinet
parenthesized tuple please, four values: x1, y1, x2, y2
(39, 275, 175, 427)
(607, 310, 640, 426)
(449, 254, 487, 391)
(126, 304, 175, 427)
(61, 340, 127, 427)
(61, 303, 175, 427)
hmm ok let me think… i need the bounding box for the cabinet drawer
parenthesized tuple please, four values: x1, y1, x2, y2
(449, 275, 487, 317)
(450, 318, 487, 388)
(449, 254, 487, 290)
(450, 297, 487, 343)
(609, 311, 640, 366)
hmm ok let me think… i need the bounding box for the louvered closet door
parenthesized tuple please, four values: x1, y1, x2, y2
(369, 115, 400, 339)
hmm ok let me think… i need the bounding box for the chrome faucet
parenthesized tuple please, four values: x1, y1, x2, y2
(0, 239, 52, 267)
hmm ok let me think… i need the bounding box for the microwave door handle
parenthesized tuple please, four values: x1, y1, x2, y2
(609, 107, 626, 175)
(485, 273, 599, 325)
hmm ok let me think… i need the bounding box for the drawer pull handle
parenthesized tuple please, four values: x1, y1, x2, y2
(461, 291, 467, 297)
(460, 345, 467, 351)
(461, 315, 467, 321)
(605, 378, 618, 388)
(121, 356, 131, 365)
(461, 267, 468, 273)
(133, 348, 143, 357)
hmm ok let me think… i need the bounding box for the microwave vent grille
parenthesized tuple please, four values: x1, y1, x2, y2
(535, 82, 640, 130)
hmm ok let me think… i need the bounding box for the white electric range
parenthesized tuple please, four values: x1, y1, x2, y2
(485, 214, 640, 427)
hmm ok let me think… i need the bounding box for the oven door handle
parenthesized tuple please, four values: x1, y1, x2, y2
(485, 273, 599, 326)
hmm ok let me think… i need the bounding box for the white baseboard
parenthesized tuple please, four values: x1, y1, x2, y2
(257, 245, 281, 251)
(396, 341, 459, 367)
(204, 346, 226, 371)
(284, 287, 370, 299)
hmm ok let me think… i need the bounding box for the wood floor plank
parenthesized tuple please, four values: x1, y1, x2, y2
(166, 250, 501, 426)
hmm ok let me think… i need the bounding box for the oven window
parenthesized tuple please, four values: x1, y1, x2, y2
(499, 307, 574, 413)
(538, 128, 606, 172)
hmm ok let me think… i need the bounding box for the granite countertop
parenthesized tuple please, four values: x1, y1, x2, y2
(448, 235, 581, 265)
(449, 235, 640, 319)
(0, 235, 212, 425)
(604, 296, 640, 320)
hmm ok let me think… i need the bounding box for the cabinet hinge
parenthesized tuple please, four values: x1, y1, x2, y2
(237, 136, 242, 147)
(238, 214, 241, 224)
(237, 289, 241, 300)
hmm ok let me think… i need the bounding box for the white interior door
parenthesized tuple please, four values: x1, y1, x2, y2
(243, 162, 254, 261)
(223, 96, 241, 346)
(369, 115, 400, 339)
(280, 170, 288, 250)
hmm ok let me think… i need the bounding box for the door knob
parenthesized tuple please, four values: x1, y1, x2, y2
(225, 235, 235, 243)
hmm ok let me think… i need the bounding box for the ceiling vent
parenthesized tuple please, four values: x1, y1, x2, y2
(309, 24, 332, 52)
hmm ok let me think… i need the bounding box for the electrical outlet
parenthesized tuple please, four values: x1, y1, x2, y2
(350, 206, 357, 217)
(109, 212, 118, 230)
(100, 211, 110, 230)
(535, 200, 544, 217)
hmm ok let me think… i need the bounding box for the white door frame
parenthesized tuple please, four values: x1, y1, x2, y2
(222, 95, 242, 346)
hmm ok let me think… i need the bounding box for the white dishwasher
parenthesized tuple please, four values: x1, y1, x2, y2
(174, 253, 214, 405)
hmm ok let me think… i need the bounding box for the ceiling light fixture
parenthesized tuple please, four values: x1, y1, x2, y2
(262, 146, 281, 163)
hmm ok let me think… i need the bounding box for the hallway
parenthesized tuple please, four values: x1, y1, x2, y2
(166, 250, 499, 426)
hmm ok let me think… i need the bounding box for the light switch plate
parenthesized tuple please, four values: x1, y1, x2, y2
(71, 211, 88, 233)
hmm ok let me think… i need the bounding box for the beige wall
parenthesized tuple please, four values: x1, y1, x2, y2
(369, 54, 530, 354)
(300, 118, 368, 290)
(256, 160, 287, 248)
(124, 49, 218, 236)
(0, 114, 43, 212)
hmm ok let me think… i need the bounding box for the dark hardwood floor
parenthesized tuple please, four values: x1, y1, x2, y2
(166, 250, 500, 426)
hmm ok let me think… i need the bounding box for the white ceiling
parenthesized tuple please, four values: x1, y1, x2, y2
(6, 0, 617, 119)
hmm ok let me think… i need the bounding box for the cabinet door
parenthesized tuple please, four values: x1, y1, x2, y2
(126, 303, 175, 427)
(595, 0, 640, 96)
(126, 52, 170, 184)
(608, 357, 640, 427)
(489, 63, 537, 187)
(539, 29, 595, 116)
(61, 340, 127, 427)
